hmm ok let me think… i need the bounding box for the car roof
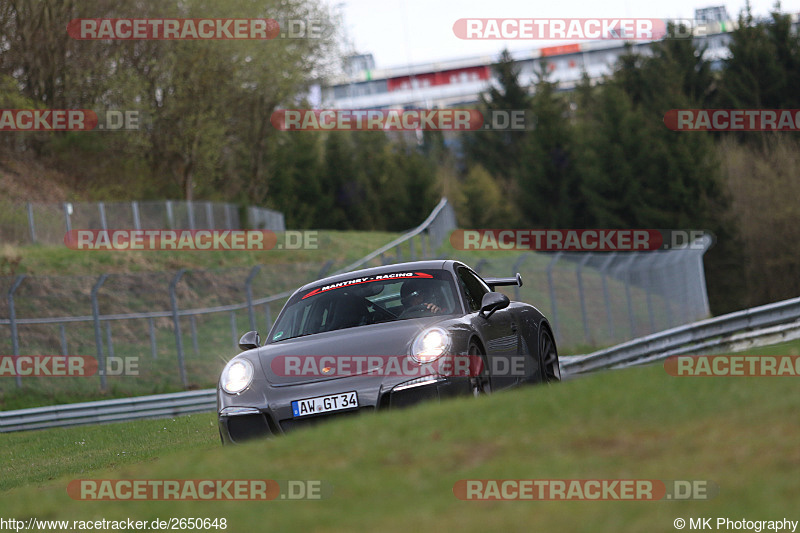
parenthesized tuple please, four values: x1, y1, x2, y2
(296, 260, 454, 293)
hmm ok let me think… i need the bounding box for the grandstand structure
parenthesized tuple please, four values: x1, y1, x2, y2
(322, 7, 797, 110)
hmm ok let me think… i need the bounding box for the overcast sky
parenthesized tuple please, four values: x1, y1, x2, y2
(326, 0, 800, 69)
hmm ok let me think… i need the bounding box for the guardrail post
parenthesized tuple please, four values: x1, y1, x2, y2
(26, 203, 36, 244)
(576, 254, 592, 345)
(546, 252, 562, 343)
(8, 275, 27, 388)
(169, 269, 188, 388)
(599, 254, 617, 343)
(245, 265, 262, 331)
(91, 274, 109, 391)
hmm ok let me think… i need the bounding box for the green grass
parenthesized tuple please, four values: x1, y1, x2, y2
(1, 231, 400, 276)
(2, 339, 798, 532)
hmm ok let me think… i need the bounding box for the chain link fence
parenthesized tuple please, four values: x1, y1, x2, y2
(456, 239, 712, 350)
(1, 198, 713, 403)
(1, 200, 286, 246)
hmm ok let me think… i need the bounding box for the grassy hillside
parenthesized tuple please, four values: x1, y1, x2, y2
(2, 339, 799, 532)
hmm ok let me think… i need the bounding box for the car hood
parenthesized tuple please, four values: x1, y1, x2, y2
(255, 317, 450, 385)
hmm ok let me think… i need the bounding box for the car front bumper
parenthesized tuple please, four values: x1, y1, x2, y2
(217, 375, 471, 444)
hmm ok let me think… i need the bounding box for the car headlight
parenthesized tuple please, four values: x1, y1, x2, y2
(220, 358, 254, 394)
(411, 327, 450, 364)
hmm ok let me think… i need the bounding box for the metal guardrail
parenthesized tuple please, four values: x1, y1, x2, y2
(562, 295, 800, 375)
(4, 294, 800, 432)
(0, 390, 216, 432)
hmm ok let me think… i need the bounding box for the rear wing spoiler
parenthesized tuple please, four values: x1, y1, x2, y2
(483, 273, 523, 290)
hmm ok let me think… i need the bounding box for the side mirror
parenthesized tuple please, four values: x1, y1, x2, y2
(479, 292, 510, 319)
(238, 331, 261, 351)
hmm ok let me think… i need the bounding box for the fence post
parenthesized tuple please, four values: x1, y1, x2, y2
(640, 254, 658, 333)
(190, 315, 200, 356)
(576, 254, 591, 345)
(8, 275, 27, 389)
(245, 265, 262, 331)
(105, 322, 115, 358)
(63, 202, 72, 233)
(59, 323, 68, 356)
(148, 317, 157, 359)
(98, 202, 108, 231)
(230, 311, 238, 350)
(617, 255, 637, 337)
(264, 303, 272, 332)
(169, 269, 188, 388)
(512, 253, 529, 301)
(26, 203, 37, 244)
(91, 274, 109, 391)
(187, 201, 196, 230)
(166, 200, 174, 229)
(546, 252, 562, 343)
(224, 204, 233, 229)
(205, 202, 214, 228)
(132, 201, 141, 230)
(599, 254, 617, 343)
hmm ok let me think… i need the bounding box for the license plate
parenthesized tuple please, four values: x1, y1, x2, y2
(291, 391, 358, 418)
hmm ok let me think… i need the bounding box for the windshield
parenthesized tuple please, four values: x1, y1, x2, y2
(268, 269, 459, 343)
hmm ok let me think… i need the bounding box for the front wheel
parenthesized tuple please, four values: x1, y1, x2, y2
(468, 341, 492, 397)
(539, 329, 561, 383)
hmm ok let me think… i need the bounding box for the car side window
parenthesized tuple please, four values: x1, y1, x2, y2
(457, 267, 490, 312)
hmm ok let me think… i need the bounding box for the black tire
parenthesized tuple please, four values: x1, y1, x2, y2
(539, 329, 561, 383)
(469, 341, 492, 397)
